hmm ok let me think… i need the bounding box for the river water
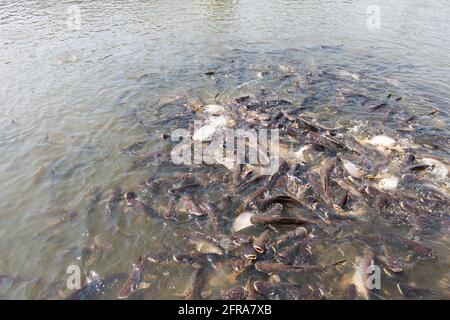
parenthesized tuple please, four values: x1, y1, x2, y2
(0, 0, 449, 299)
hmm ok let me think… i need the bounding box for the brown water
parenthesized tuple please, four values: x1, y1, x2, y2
(0, 0, 449, 299)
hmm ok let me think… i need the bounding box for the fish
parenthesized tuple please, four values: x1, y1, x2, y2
(128, 151, 161, 171)
(245, 276, 264, 300)
(168, 183, 202, 196)
(199, 195, 223, 233)
(297, 115, 342, 132)
(232, 211, 256, 232)
(173, 253, 219, 266)
(377, 255, 415, 273)
(387, 235, 434, 259)
(45, 209, 78, 221)
(178, 195, 206, 216)
(406, 163, 432, 172)
(66, 273, 127, 300)
(162, 196, 177, 220)
(221, 286, 247, 300)
(397, 284, 448, 299)
(253, 281, 322, 300)
(373, 193, 387, 211)
(306, 131, 343, 150)
(184, 230, 225, 255)
(264, 99, 292, 108)
(250, 215, 317, 227)
(320, 158, 336, 193)
(276, 240, 311, 265)
(275, 226, 308, 245)
(335, 178, 364, 198)
(84, 186, 102, 216)
(243, 242, 258, 261)
(334, 191, 348, 212)
(105, 186, 122, 214)
(253, 230, 271, 254)
(124, 192, 154, 216)
(117, 257, 146, 299)
(266, 160, 290, 188)
(352, 250, 374, 300)
(119, 141, 146, 155)
(185, 267, 208, 300)
(340, 158, 366, 179)
(258, 195, 305, 209)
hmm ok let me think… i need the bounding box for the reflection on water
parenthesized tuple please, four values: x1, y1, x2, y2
(0, 0, 449, 299)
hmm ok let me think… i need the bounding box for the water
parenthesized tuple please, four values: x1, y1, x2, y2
(0, 0, 449, 299)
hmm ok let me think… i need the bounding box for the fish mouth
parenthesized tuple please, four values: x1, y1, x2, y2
(244, 253, 257, 261)
(253, 245, 265, 254)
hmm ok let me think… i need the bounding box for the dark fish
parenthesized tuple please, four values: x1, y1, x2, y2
(377, 255, 415, 273)
(227, 257, 254, 274)
(253, 230, 271, 254)
(119, 141, 146, 155)
(259, 195, 305, 209)
(184, 230, 225, 255)
(397, 284, 447, 299)
(128, 151, 161, 171)
(250, 215, 316, 227)
(143, 176, 164, 192)
(221, 286, 247, 300)
(145, 252, 172, 264)
(407, 163, 432, 172)
(46, 209, 78, 221)
(245, 276, 264, 300)
(243, 242, 258, 261)
(253, 281, 322, 300)
(173, 253, 219, 266)
(276, 239, 310, 265)
(117, 257, 145, 299)
(256, 260, 347, 274)
(162, 196, 177, 220)
(335, 178, 364, 198)
(266, 160, 290, 188)
(105, 186, 122, 214)
(334, 191, 348, 212)
(237, 175, 269, 193)
(178, 195, 205, 216)
(185, 267, 208, 300)
(233, 95, 253, 104)
(306, 131, 343, 150)
(342, 284, 358, 300)
(387, 235, 434, 259)
(275, 226, 308, 245)
(67, 273, 127, 300)
(199, 195, 223, 233)
(168, 183, 202, 196)
(369, 102, 387, 112)
(264, 203, 284, 215)
(297, 115, 342, 132)
(124, 192, 154, 216)
(86, 186, 101, 216)
(264, 99, 292, 107)
(373, 193, 387, 211)
(243, 186, 268, 209)
(307, 172, 333, 206)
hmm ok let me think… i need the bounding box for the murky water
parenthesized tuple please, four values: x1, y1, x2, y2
(0, 0, 449, 299)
